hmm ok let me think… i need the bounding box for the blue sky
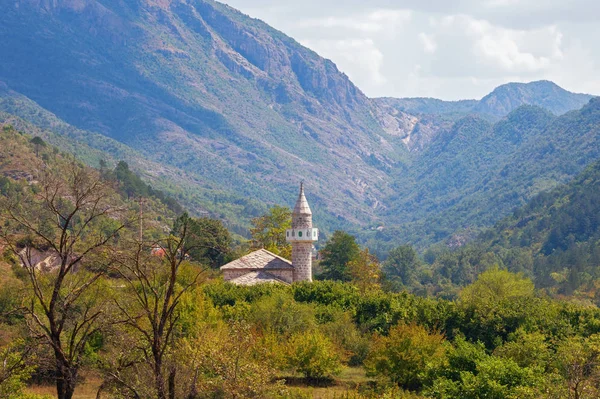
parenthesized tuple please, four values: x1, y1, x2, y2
(222, 0, 600, 100)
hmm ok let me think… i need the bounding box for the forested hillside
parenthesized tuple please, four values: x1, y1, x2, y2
(0, 0, 403, 228)
(370, 98, 600, 251)
(402, 155, 600, 302)
(480, 158, 600, 296)
(0, 91, 274, 237)
(1, 0, 598, 250)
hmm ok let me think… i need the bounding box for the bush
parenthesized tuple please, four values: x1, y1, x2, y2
(284, 330, 341, 380)
(365, 323, 446, 391)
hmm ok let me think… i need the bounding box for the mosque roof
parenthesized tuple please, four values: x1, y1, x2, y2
(220, 248, 293, 270)
(228, 270, 290, 286)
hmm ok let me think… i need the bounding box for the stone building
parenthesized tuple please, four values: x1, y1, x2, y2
(220, 183, 318, 285)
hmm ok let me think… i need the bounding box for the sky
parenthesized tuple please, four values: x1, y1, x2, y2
(221, 0, 600, 100)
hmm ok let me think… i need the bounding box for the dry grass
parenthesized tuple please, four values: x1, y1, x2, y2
(26, 368, 371, 398)
(26, 375, 102, 399)
(283, 367, 373, 398)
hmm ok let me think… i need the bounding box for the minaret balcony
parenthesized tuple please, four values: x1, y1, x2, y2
(286, 228, 319, 242)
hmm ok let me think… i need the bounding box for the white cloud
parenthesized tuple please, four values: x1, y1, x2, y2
(222, 0, 600, 100)
(296, 9, 411, 34)
(418, 33, 437, 54)
(300, 38, 387, 86)
(420, 15, 565, 79)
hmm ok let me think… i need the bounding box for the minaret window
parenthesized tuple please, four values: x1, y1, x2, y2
(298, 231, 303, 237)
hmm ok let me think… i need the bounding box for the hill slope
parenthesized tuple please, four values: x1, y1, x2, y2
(478, 157, 600, 295)
(372, 99, 600, 249)
(0, 0, 407, 227)
(1, 0, 599, 250)
(374, 81, 594, 151)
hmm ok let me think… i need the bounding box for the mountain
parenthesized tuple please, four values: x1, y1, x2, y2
(370, 99, 600, 249)
(1, 0, 599, 250)
(373, 81, 594, 151)
(0, 0, 407, 229)
(474, 80, 594, 118)
(0, 90, 269, 235)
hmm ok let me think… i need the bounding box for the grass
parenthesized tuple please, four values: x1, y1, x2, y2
(26, 376, 101, 399)
(26, 368, 372, 398)
(283, 367, 374, 398)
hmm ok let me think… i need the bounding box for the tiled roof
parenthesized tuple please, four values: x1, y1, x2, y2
(220, 248, 293, 270)
(228, 270, 290, 286)
(293, 182, 312, 215)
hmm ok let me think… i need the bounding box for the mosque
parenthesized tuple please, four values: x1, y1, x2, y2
(220, 183, 318, 285)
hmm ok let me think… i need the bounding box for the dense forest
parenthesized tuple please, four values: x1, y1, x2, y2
(3, 122, 600, 399)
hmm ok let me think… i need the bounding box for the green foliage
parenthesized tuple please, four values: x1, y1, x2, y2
(493, 329, 551, 369)
(250, 205, 292, 258)
(427, 336, 543, 399)
(111, 160, 183, 214)
(29, 136, 46, 157)
(383, 245, 421, 290)
(0, 340, 36, 398)
(459, 268, 534, 314)
(365, 323, 446, 391)
(319, 231, 361, 281)
(553, 334, 600, 398)
(347, 248, 381, 293)
(173, 213, 231, 268)
(249, 291, 316, 336)
(475, 157, 600, 295)
(179, 321, 283, 399)
(284, 330, 342, 380)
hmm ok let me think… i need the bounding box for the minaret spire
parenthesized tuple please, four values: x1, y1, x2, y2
(286, 181, 318, 282)
(293, 181, 312, 216)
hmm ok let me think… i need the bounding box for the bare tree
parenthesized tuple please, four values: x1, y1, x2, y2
(110, 217, 207, 399)
(0, 163, 127, 399)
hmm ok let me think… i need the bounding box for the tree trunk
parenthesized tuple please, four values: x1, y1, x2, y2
(154, 361, 166, 399)
(56, 364, 77, 399)
(168, 367, 176, 399)
(54, 344, 77, 399)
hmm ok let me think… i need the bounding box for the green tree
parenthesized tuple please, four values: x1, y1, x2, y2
(366, 323, 446, 391)
(554, 334, 600, 399)
(30, 136, 46, 157)
(0, 164, 125, 399)
(180, 321, 280, 398)
(459, 268, 534, 314)
(249, 205, 291, 259)
(0, 340, 36, 398)
(493, 329, 551, 369)
(173, 213, 231, 268)
(110, 216, 207, 399)
(347, 248, 381, 293)
(427, 336, 543, 399)
(284, 330, 341, 380)
(383, 245, 421, 289)
(319, 231, 360, 281)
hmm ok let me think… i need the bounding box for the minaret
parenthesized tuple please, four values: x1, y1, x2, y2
(286, 182, 318, 282)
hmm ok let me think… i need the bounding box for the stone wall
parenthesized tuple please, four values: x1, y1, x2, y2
(292, 242, 312, 282)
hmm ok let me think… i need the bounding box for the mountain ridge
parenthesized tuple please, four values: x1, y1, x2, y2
(1, 0, 599, 250)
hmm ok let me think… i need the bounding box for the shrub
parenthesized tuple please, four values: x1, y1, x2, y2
(284, 330, 341, 380)
(365, 323, 446, 391)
